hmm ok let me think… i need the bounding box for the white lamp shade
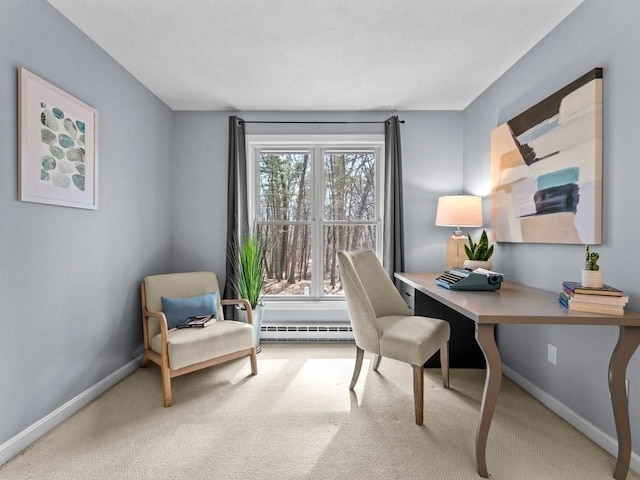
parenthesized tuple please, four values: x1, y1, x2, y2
(435, 195, 483, 227)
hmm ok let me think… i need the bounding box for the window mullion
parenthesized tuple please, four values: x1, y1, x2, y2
(312, 146, 324, 298)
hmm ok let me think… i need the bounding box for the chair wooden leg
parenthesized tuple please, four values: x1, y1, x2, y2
(413, 364, 424, 425)
(141, 352, 150, 368)
(349, 346, 365, 390)
(440, 341, 450, 389)
(250, 347, 258, 375)
(161, 363, 172, 407)
(372, 355, 382, 372)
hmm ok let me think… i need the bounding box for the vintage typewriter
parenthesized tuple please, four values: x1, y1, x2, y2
(435, 268, 504, 291)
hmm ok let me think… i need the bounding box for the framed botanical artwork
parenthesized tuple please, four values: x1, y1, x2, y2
(18, 67, 98, 210)
(490, 68, 603, 244)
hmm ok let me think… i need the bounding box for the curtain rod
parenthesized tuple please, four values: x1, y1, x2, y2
(239, 120, 404, 125)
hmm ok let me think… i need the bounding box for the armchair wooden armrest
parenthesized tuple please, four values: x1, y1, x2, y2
(143, 309, 168, 328)
(141, 309, 170, 365)
(143, 307, 169, 335)
(221, 298, 253, 325)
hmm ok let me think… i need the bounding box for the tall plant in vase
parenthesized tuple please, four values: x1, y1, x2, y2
(230, 230, 265, 352)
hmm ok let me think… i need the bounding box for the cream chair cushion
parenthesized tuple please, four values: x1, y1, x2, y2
(377, 315, 450, 366)
(150, 321, 253, 370)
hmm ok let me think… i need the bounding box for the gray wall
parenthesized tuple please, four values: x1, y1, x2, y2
(0, 0, 174, 448)
(463, 0, 640, 453)
(172, 110, 464, 279)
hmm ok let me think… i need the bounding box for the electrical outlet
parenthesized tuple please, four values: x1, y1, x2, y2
(547, 343, 557, 365)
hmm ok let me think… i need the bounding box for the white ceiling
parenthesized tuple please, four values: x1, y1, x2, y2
(48, 0, 583, 111)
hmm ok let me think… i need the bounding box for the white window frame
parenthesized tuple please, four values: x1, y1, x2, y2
(246, 134, 385, 302)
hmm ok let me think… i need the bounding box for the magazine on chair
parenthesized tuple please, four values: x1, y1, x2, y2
(176, 315, 216, 328)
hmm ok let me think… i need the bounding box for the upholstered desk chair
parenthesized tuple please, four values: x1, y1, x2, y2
(141, 271, 258, 407)
(338, 250, 450, 425)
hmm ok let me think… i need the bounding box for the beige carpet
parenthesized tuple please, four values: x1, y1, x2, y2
(1, 344, 637, 480)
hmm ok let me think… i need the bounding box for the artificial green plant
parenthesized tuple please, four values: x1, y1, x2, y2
(584, 244, 600, 271)
(230, 230, 264, 309)
(464, 229, 494, 262)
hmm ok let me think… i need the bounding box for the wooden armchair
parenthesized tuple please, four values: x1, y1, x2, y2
(140, 271, 258, 407)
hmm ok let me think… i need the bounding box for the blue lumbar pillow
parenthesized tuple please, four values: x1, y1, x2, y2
(161, 291, 218, 329)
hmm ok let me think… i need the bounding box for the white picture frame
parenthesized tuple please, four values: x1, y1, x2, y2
(18, 67, 98, 210)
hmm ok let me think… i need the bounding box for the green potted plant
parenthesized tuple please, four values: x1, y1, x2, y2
(230, 230, 265, 352)
(581, 244, 603, 288)
(463, 229, 495, 270)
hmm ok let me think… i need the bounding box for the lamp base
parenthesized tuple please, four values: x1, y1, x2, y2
(445, 234, 468, 270)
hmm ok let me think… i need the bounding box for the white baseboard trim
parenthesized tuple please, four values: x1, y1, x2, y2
(503, 364, 639, 475)
(0, 355, 143, 467)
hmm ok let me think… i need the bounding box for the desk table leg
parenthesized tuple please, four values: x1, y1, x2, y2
(610, 326, 640, 480)
(475, 323, 502, 478)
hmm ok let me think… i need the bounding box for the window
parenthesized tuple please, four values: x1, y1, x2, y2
(247, 135, 384, 300)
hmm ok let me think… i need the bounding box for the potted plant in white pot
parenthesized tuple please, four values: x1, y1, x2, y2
(230, 230, 265, 353)
(463, 229, 495, 270)
(581, 244, 603, 288)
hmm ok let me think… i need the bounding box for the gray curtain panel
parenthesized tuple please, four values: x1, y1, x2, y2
(383, 116, 405, 279)
(224, 116, 248, 312)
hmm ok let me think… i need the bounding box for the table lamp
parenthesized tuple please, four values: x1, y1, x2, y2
(435, 195, 482, 270)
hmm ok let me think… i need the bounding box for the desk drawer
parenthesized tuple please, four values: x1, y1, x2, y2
(399, 283, 415, 310)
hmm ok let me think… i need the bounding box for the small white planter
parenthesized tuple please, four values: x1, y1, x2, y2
(463, 260, 493, 271)
(581, 269, 603, 288)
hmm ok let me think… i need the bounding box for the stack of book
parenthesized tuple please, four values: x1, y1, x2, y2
(559, 281, 628, 315)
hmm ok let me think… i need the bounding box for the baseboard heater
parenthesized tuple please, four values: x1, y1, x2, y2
(260, 324, 354, 343)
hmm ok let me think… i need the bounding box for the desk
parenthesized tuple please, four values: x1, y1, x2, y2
(399, 279, 485, 368)
(395, 272, 640, 480)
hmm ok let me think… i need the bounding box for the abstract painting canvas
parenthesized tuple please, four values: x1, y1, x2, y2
(19, 68, 98, 210)
(490, 68, 602, 244)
